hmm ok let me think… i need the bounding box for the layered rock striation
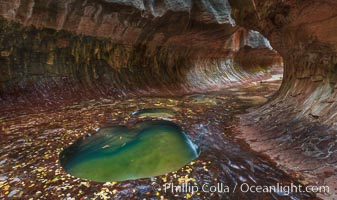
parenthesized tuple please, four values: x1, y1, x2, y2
(230, 0, 337, 198)
(0, 0, 280, 110)
(2, 0, 336, 198)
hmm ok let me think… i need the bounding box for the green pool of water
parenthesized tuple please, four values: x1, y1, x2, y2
(59, 120, 199, 182)
(131, 108, 178, 119)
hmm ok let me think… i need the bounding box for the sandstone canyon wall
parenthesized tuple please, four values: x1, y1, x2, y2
(1, 0, 336, 198)
(230, 0, 337, 198)
(0, 0, 280, 112)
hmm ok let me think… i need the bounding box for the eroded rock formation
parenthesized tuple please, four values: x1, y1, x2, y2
(0, 0, 336, 198)
(230, 0, 337, 198)
(0, 0, 280, 110)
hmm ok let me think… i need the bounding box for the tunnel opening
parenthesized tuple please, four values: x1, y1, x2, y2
(1, 0, 336, 199)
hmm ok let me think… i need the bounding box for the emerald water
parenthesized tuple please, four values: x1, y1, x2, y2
(59, 120, 199, 182)
(131, 108, 177, 119)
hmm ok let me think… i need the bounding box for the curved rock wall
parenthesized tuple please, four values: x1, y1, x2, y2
(0, 0, 276, 60)
(230, 0, 337, 198)
(0, 0, 236, 53)
(0, 0, 280, 111)
(1, 0, 336, 198)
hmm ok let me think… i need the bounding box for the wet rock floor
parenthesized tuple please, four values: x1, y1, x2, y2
(0, 80, 320, 199)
